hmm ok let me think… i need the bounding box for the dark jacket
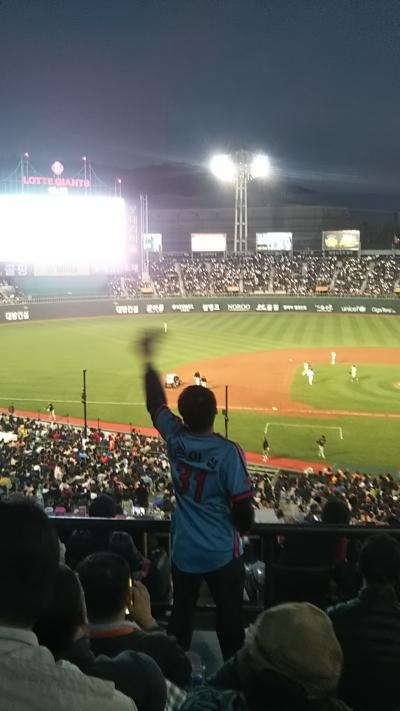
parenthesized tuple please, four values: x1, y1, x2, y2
(88, 620, 192, 689)
(327, 586, 400, 711)
(208, 653, 351, 711)
(59, 636, 166, 711)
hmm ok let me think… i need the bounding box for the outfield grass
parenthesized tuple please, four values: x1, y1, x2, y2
(1, 312, 399, 471)
(292, 364, 400, 414)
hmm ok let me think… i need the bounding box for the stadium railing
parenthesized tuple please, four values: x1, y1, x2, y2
(52, 516, 394, 612)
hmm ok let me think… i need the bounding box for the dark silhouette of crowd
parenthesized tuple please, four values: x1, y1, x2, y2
(2, 390, 400, 710)
(106, 254, 400, 298)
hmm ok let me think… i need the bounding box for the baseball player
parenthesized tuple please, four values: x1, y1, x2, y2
(350, 364, 358, 382)
(330, 351, 336, 365)
(194, 371, 201, 386)
(47, 402, 56, 422)
(200, 376, 208, 388)
(317, 435, 326, 459)
(302, 361, 310, 376)
(262, 436, 270, 462)
(307, 366, 315, 386)
(163, 322, 168, 334)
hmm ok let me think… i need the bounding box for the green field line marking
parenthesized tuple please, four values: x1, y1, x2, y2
(264, 421, 344, 439)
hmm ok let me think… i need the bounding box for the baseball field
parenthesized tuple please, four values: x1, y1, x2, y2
(1, 311, 399, 472)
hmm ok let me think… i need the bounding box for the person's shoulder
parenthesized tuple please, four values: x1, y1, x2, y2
(326, 597, 361, 619)
(55, 659, 134, 709)
(214, 434, 245, 456)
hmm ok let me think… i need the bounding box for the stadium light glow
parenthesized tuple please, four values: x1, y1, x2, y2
(250, 153, 271, 179)
(209, 149, 271, 253)
(209, 154, 236, 182)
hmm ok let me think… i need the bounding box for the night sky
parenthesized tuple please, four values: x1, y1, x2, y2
(1, 0, 400, 205)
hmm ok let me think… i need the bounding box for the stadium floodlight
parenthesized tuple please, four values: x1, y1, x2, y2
(210, 149, 271, 253)
(23, 152, 30, 159)
(209, 154, 236, 182)
(250, 153, 270, 179)
(81, 155, 87, 162)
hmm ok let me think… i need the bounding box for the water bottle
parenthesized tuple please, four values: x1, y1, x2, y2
(187, 651, 205, 687)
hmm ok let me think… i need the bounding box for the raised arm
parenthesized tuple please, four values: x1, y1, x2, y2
(137, 331, 183, 440)
(138, 332, 166, 418)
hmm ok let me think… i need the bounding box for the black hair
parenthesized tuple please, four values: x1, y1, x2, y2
(77, 552, 130, 622)
(321, 496, 350, 525)
(0, 498, 59, 626)
(34, 564, 85, 655)
(89, 493, 117, 518)
(177, 385, 217, 433)
(360, 533, 400, 585)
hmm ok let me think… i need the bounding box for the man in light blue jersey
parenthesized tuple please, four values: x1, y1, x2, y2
(138, 333, 254, 660)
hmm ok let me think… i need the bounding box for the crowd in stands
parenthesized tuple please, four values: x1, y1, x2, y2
(0, 413, 173, 516)
(106, 254, 400, 299)
(3, 417, 400, 708)
(253, 468, 400, 525)
(149, 259, 181, 297)
(2, 411, 400, 527)
(0, 277, 24, 303)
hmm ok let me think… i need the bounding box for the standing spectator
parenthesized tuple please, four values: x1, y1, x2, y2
(0, 499, 134, 711)
(139, 332, 254, 660)
(327, 533, 400, 711)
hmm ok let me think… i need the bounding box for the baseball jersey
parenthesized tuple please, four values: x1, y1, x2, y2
(153, 405, 253, 573)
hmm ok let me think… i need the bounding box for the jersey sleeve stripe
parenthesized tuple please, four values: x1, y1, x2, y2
(231, 490, 254, 503)
(233, 442, 249, 474)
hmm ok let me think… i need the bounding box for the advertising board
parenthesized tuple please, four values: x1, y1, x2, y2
(191, 233, 227, 252)
(322, 230, 360, 251)
(256, 232, 293, 251)
(143, 233, 163, 253)
(2, 296, 399, 323)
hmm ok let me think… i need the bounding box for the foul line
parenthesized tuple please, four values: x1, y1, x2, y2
(0, 396, 398, 421)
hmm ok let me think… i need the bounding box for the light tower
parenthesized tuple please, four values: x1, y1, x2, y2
(210, 151, 270, 253)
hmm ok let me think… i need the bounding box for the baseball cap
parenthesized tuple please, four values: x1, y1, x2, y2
(243, 602, 343, 699)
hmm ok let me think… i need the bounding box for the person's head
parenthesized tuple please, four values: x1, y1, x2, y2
(89, 493, 117, 518)
(177, 385, 217, 433)
(0, 498, 59, 628)
(240, 602, 343, 703)
(321, 496, 350, 524)
(77, 552, 130, 622)
(34, 565, 86, 655)
(360, 533, 400, 586)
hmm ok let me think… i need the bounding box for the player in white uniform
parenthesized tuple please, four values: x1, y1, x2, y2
(330, 351, 336, 365)
(307, 367, 315, 385)
(194, 371, 201, 386)
(302, 361, 309, 376)
(163, 322, 168, 334)
(350, 364, 358, 381)
(200, 376, 208, 388)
